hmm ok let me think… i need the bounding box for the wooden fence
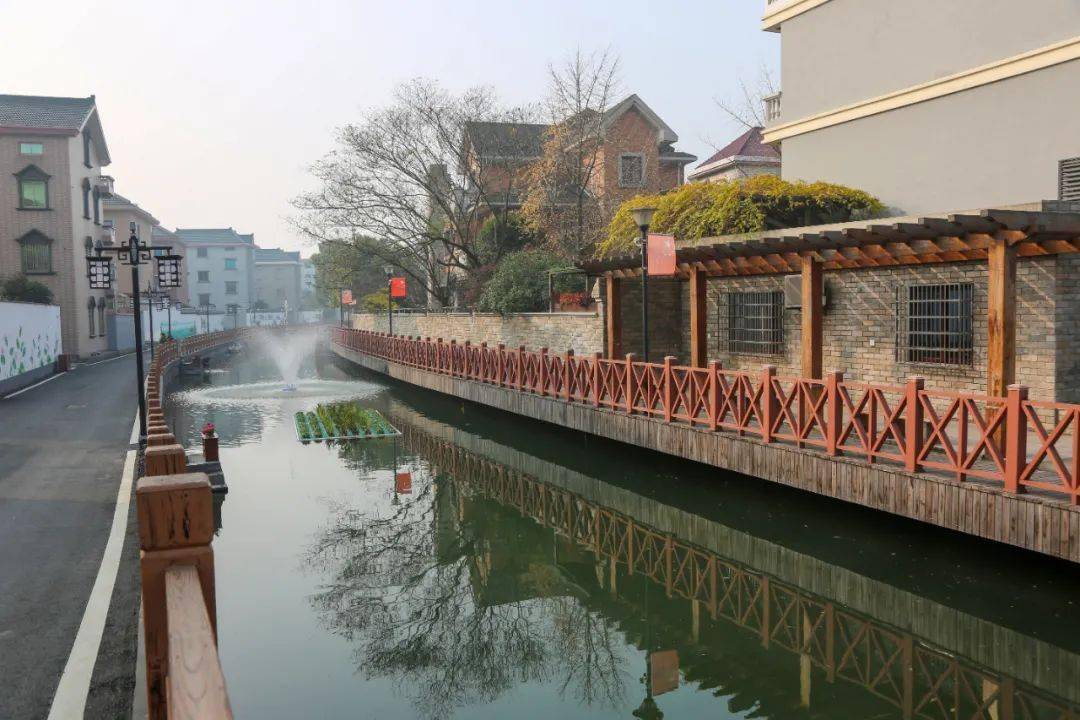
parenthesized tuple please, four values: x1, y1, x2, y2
(332, 327, 1080, 504)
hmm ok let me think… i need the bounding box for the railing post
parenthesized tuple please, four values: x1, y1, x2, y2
(463, 340, 471, 378)
(449, 339, 457, 377)
(497, 343, 506, 387)
(826, 370, 844, 456)
(539, 347, 549, 396)
(517, 345, 526, 391)
(480, 342, 487, 381)
(761, 365, 777, 443)
(904, 376, 925, 473)
(436, 338, 443, 373)
(592, 352, 602, 407)
(625, 353, 636, 414)
(137, 473, 217, 720)
(663, 356, 675, 423)
(564, 349, 574, 402)
(708, 361, 721, 431)
(1004, 384, 1029, 494)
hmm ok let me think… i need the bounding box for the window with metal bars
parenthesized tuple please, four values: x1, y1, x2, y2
(716, 290, 784, 355)
(896, 282, 973, 365)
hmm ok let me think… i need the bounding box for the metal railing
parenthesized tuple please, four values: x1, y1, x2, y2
(332, 327, 1080, 504)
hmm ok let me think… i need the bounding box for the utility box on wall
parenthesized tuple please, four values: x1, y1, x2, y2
(783, 274, 828, 310)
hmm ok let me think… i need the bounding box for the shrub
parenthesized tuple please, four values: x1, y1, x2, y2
(361, 289, 397, 312)
(600, 175, 884, 257)
(1, 275, 53, 304)
(478, 249, 576, 314)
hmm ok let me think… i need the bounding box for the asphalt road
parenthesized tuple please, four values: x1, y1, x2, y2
(0, 354, 141, 720)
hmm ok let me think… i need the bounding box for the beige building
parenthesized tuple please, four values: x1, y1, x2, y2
(101, 189, 187, 305)
(761, 0, 1080, 214)
(0, 94, 112, 357)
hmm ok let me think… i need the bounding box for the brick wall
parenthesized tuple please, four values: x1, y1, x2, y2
(662, 256, 1071, 401)
(351, 311, 604, 355)
(619, 277, 685, 363)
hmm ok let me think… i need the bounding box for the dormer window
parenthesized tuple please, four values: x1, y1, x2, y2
(15, 164, 50, 209)
(18, 229, 53, 274)
(619, 153, 645, 188)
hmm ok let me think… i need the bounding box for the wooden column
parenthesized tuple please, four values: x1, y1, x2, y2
(689, 268, 708, 367)
(987, 236, 1017, 397)
(606, 276, 622, 359)
(801, 257, 823, 379)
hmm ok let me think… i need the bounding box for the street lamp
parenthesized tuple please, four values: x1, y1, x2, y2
(383, 265, 395, 336)
(631, 207, 657, 362)
(86, 221, 183, 442)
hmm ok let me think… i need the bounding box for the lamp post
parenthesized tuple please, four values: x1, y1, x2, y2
(383, 265, 394, 336)
(631, 207, 657, 362)
(86, 221, 183, 443)
(146, 280, 156, 360)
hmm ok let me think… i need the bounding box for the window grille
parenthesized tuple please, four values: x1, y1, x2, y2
(896, 282, 973, 365)
(619, 153, 644, 187)
(19, 233, 52, 274)
(715, 290, 784, 355)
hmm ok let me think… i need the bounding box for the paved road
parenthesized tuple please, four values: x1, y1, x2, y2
(0, 355, 141, 719)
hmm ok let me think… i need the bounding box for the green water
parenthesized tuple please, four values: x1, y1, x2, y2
(166, 347, 1080, 720)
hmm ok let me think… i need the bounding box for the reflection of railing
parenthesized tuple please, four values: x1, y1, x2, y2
(332, 328, 1080, 504)
(410, 427, 1080, 720)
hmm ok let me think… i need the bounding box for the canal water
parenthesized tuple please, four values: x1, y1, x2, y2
(166, 342, 1080, 720)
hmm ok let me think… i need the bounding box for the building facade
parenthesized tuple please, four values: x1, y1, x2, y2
(688, 127, 781, 183)
(174, 228, 255, 313)
(761, 0, 1080, 214)
(102, 189, 187, 305)
(0, 94, 112, 358)
(253, 247, 302, 314)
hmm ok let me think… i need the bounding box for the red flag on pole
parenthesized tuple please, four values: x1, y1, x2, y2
(389, 277, 407, 298)
(647, 234, 676, 276)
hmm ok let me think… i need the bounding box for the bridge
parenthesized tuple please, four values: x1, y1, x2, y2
(329, 327, 1080, 564)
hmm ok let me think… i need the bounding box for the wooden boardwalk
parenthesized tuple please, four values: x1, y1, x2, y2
(329, 329, 1080, 564)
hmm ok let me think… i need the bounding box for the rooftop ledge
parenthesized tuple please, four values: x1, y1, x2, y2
(762, 0, 832, 32)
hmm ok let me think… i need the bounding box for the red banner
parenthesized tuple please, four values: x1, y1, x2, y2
(395, 472, 412, 494)
(340, 289, 354, 306)
(650, 649, 680, 696)
(647, 234, 676, 276)
(390, 277, 407, 298)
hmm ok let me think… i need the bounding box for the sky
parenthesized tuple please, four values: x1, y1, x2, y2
(1, 0, 778, 257)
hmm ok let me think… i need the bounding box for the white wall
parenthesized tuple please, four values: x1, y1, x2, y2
(0, 301, 62, 381)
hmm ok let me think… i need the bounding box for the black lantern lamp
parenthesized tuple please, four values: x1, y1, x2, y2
(631, 207, 657, 362)
(156, 253, 183, 289)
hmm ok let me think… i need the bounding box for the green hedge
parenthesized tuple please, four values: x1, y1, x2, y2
(600, 175, 884, 257)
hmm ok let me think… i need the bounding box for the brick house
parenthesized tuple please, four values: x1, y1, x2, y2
(462, 94, 697, 220)
(0, 94, 112, 358)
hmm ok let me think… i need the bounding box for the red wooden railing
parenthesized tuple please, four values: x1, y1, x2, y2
(331, 327, 1080, 505)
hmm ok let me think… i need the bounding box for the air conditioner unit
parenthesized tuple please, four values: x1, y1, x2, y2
(783, 274, 827, 310)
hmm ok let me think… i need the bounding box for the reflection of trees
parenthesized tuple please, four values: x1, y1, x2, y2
(305, 470, 629, 718)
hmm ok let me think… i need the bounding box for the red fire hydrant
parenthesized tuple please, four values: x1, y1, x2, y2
(202, 422, 219, 462)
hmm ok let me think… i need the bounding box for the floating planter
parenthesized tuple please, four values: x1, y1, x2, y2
(294, 402, 400, 443)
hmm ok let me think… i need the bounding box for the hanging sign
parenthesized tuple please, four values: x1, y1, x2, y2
(390, 277, 407, 299)
(395, 472, 412, 494)
(647, 234, 676, 276)
(341, 289, 355, 306)
(650, 649, 680, 696)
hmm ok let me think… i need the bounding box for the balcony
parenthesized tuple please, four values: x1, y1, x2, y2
(763, 91, 782, 124)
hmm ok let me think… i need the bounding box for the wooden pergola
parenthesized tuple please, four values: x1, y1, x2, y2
(581, 207, 1080, 396)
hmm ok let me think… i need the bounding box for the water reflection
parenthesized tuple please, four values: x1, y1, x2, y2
(175, 348, 1080, 719)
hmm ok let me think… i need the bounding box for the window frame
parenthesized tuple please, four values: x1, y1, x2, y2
(81, 178, 91, 219)
(224, 257, 238, 271)
(715, 289, 785, 356)
(91, 186, 100, 224)
(17, 229, 54, 274)
(97, 298, 106, 337)
(618, 152, 646, 188)
(87, 297, 96, 337)
(225, 281, 238, 295)
(15, 164, 51, 210)
(197, 271, 210, 283)
(896, 282, 975, 367)
(196, 247, 208, 258)
(19, 141, 43, 156)
(83, 132, 92, 168)
(198, 293, 211, 308)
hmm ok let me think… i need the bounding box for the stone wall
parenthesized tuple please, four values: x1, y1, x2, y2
(351, 311, 604, 355)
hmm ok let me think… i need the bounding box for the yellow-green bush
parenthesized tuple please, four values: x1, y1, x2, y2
(600, 175, 884, 257)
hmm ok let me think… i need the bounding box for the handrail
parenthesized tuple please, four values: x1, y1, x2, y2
(331, 327, 1080, 504)
(165, 565, 233, 719)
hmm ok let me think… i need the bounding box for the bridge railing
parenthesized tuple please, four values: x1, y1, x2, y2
(331, 327, 1080, 504)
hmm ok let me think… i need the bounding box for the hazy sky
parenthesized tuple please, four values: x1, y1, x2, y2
(2, 0, 777, 256)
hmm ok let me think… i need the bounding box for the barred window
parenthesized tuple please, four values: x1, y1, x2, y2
(18, 230, 52, 274)
(897, 283, 973, 365)
(716, 290, 784, 355)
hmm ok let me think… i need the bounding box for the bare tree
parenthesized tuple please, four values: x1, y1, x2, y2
(712, 62, 779, 131)
(293, 79, 537, 307)
(522, 49, 620, 259)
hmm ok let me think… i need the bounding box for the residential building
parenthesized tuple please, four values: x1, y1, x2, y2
(687, 127, 780, 183)
(463, 94, 697, 215)
(760, 0, 1080, 214)
(150, 225, 188, 304)
(253, 247, 302, 314)
(0, 94, 112, 357)
(301, 258, 316, 300)
(174, 228, 255, 312)
(102, 189, 187, 305)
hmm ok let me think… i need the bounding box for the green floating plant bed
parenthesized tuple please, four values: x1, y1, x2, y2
(294, 402, 400, 443)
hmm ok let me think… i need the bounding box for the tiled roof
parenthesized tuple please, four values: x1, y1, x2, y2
(0, 94, 96, 130)
(465, 121, 549, 159)
(696, 127, 780, 169)
(174, 228, 254, 245)
(255, 247, 301, 263)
